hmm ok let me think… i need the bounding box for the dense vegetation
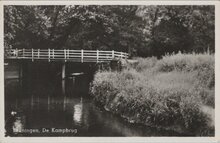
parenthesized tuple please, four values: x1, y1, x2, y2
(90, 52, 214, 136)
(4, 5, 214, 57)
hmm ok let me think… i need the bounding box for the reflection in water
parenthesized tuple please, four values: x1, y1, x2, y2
(48, 96, 50, 112)
(5, 76, 184, 137)
(73, 98, 83, 125)
(13, 117, 23, 134)
(63, 96, 66, 111)
(31, 95, 34, 110)
(62, 80, 65, 95)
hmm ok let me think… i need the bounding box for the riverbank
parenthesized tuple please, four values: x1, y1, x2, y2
(90, 52, 214, 136)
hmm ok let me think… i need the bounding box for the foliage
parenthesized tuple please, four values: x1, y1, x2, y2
(155, 52, 214, 72)
(4, 5, 214, 58)
(4, 5, 144, 54)
(137, 5, 214, 57)
(90, 53, 214, 135)
(131, 57, 158, 72)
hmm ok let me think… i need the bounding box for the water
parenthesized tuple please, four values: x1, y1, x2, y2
(5, 75, 183, 137)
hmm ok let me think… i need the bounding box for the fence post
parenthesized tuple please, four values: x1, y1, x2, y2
(121, 52, 123, 59)
(22, 48, 25, 58)
(112, 50, 114, 59)
(97, 50, 99, 63)
(67, 49, 69, 60)
(32, 48, 34, 62)
(81, 49, 84, 63)
(15, 48, 18, 58)
(48, 48, 50, 62)
(53, 49, 55, 59)
(38, 49, 40, 59)
(64, 49, 66, 62)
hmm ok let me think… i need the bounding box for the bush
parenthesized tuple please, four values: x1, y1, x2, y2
(155, 52, 214, 73)
(133, 57, 158, 72)
(90, 53, 214, 135)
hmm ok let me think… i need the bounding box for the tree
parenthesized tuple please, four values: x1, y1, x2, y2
(4, 5, 214, 58)
(137, 5, 214, 57)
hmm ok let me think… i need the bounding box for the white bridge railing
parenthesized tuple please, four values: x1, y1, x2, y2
(6, 49, 129, 63)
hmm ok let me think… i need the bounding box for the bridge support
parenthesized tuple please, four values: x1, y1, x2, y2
(110, 60, 122, 71)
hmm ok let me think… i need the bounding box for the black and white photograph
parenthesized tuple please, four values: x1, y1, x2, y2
(1, 1, 218, 141)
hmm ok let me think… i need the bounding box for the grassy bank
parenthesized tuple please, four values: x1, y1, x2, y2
(90, 52, 214, 136)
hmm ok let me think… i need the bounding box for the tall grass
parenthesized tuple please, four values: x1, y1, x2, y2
(90, 52, 214, 136)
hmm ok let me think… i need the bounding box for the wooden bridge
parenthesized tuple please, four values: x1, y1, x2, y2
(6, 49, 129, 63)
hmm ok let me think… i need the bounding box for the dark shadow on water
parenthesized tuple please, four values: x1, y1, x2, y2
(5, 70, 186, 137)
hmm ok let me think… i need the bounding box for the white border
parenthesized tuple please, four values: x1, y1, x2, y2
(0, 1, 219, 143)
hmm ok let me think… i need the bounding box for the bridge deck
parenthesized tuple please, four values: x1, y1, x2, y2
(6, 49, 129, 63)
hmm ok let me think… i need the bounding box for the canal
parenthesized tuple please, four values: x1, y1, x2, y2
(4, 63, 184, 137)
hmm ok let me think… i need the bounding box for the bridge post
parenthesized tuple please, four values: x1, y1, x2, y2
(53, 49, 55, 59)
(48, 48, 50, 62)
(81, 49, 84, 63)
(38, 49, 40, 59)
(31, 48, 34, 62)
(112, 50, 114, 59)
(22, 48, 25, 58)
(64, 49, 66, 62)
(15, 48, 18, 58)
(97, 50, 99, 63)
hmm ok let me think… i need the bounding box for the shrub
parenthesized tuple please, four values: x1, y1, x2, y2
(90, 52, 215, 135)
(155, 52, 214, 73)
(133, 57, 158, 72)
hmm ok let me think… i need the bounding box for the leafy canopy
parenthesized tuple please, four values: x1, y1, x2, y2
(4, 5, 214, 57)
